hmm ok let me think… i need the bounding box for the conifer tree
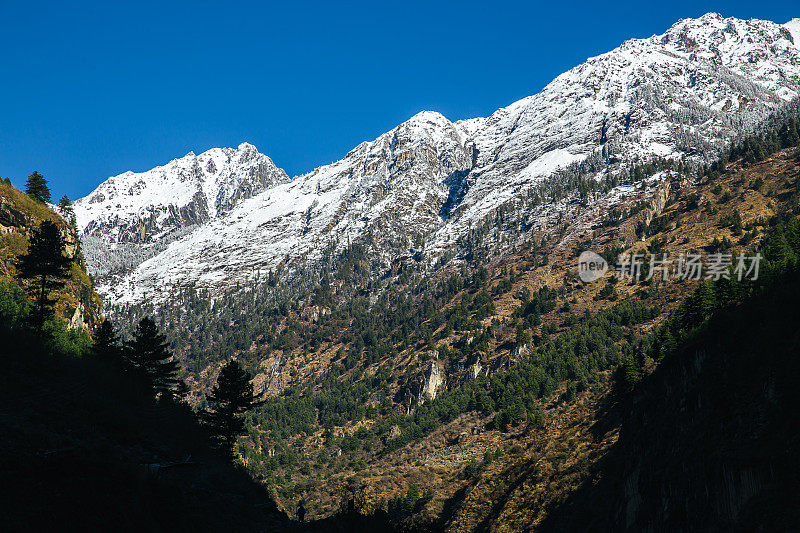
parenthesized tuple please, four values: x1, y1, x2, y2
(616, 355, 641, 393)
(515, 323, 530, 348)
(16, 220, 72, 329)
(126, 317, 180, 396)
(202, 360, 261, 456)
(173, 380, 191, 402)
(681, 279, 717, 327)
(57, 195, 74, 220)
(91, 319, 122, 363)
(25, 171, 51, 204)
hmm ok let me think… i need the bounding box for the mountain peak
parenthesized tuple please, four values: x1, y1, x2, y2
(698, 11, 723, 21)
(393, 110, 455, 137)
(236, 141, 258, 152)
(406, 110, 449, 123)
(77, 14, 800, 304)
(75, 141, 288, 247)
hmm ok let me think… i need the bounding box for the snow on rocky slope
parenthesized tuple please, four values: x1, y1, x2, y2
(77, 14, 800, 304)
(433, 14, 800, 243)
(74, 143, 288, 279)
(90, 112, 475, 302)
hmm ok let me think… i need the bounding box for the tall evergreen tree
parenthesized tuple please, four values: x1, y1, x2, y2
(91, 319, 122, 362)
(25, 171, 51, 204)
(15, 220, 72, 329)
(680, 279, 717, 328)
(202, 360, 261, 456)
(125, 317, 180, 396)
(57, 195, 74, 219)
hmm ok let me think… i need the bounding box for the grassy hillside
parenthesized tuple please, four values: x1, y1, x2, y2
(445, 217, 800, 531)
(0, 180, 101, 330)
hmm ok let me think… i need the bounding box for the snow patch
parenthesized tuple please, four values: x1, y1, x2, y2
(518, 149, 586, 180)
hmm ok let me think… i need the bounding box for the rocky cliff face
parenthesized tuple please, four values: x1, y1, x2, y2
(76, 14, 800, 305)
(0, 182, 102, 332)
(74, 143, 288, 281)
(401, 360, 448, 414)
(0, 197, 28, 231)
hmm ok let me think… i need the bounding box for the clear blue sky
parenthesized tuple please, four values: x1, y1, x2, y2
(0, 1, 796, 200)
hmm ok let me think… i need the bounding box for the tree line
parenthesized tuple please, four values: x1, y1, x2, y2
(4, 203, 264, 459)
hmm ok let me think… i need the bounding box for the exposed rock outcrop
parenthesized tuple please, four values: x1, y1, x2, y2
(402, 360, 447, 414)
(0, 197, 27, 230)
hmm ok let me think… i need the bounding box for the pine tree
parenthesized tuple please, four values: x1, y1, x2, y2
(173, 380, 191, 401)
(125, 317, 180, 396)
(91, 319, 122, 363)
(767, 231, 795, 265)
(15, 220, 72, 329)
(682, 279, 717, 327)
(57, 195, 74, 220)
(25, 171, 51, 204)
(515, 323, 530, 348)
(731, 210, 743, 236)
(788, 119, 800, 147)
(615, 355, 641, 393)
(202, 360, 261, 456)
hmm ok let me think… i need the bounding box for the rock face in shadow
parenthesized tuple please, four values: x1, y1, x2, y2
(538, 273, 800, 531)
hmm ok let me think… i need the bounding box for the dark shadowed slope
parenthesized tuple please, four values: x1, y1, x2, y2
(538, 253, 800, 531)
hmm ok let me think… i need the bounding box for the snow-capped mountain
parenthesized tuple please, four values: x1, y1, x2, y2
(77, 14, 800, 304)
(85, 112, 476, 300)
(74, 143, 288, 278)
(434, 14, 800, 240)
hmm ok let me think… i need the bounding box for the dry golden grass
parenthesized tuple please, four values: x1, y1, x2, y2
(244, 147, 800, 524)
(0, 181, 102, 331)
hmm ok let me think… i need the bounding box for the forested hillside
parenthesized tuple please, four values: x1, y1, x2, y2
(101, 109, 800, 524)
(4, 123, 797, 531)
(0, 183, 294, 531)
(0, 178, 101, 331)
(447, 212, 800, 531)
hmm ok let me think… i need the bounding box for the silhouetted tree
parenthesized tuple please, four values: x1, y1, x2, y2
(16, 220, 72, 329)
(126, 317, 180, 396)
(202, 360, 261, 456)
(91, 319, 122, 363)
(25, 171, 51, 204)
